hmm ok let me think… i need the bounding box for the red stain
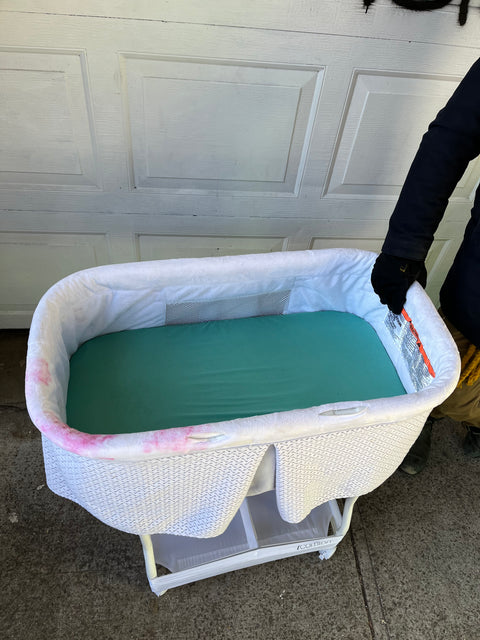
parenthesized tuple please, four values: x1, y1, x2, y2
(38, 411, 116, 458)
(141, 424, 210, 455)
(26, 358, 52, 386)
(30, 404, 213, 460)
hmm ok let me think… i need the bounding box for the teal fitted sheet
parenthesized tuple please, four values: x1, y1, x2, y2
(66, 311, 406, 435)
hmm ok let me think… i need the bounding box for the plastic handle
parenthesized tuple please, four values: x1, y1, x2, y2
(318, 406, 367, 417)
(187, 433, 226, 442)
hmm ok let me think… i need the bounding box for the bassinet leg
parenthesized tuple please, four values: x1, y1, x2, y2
(140, 534, 167, 596)
(336, 496, 357, 536)
(318, 496, 358, 561)
(140, 534, 157, 580)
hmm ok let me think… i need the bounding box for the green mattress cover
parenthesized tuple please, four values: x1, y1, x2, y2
(66, 311, 406, 435)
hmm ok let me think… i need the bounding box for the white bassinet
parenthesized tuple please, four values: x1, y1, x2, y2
(25, 249, 460, 595)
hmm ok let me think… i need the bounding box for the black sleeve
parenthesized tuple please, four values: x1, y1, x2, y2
(382, 57, 480, 261)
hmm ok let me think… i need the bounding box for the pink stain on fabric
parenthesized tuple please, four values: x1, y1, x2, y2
(35, 411, 212, 459)
(38, 411, 116, 458)
(26, 358, 52, 386)
(29, 395, 217, 459)
(141, 424, 212, 455)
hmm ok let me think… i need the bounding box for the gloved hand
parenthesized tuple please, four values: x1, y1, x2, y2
(371, 252, 427, 314)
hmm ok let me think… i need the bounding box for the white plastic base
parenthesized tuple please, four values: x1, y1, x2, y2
(140, 492, 357, 596)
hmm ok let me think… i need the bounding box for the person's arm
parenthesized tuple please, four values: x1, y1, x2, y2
(372, 57, 480, 312)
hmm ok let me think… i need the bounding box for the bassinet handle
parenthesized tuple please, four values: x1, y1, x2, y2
(318, 406, 367, 418)
(187, 433, 227, 442)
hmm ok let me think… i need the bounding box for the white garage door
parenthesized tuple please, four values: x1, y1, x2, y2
(1, 1, 479, 327)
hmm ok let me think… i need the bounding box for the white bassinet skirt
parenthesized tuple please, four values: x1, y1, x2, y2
(26, 249, 460, 537)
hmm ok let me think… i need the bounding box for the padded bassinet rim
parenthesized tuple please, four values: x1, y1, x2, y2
(25, 249, 460, 462)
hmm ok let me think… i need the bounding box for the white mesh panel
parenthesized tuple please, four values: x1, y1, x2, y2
(43, 414, 429, 537)
(43, 436, 269, 537)
(165, 290, 291, 325)
(275, 413, 429, 523)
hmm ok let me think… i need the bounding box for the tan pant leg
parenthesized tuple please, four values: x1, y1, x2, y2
(430, 310, 480, 427)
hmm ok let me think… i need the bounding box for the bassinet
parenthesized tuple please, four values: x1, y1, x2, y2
(25, 249, 460, 595)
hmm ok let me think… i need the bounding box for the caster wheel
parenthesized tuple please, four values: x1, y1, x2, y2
(318, 547, 336, 560)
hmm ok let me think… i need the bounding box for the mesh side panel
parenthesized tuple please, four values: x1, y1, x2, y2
(275, 412, 429, 523)
(43, 412, 429, 537)
(42, 436, 269, 537)
(165, 290, 291, 325)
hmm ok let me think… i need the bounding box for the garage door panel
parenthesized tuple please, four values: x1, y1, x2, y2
(136, 234, 287, 260)
(0, 232, 110, 326)
(121, 55, 323, 194)
(0, 49, 100, 190)
(324, 71, 475, 199)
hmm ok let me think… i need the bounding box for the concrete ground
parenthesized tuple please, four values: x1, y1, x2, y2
(2, 329, 480, 640)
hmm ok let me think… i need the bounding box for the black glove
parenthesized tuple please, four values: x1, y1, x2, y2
(371, 252, 427, 314)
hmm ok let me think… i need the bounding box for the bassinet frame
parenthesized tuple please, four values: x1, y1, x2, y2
(25, 249, 460, 594)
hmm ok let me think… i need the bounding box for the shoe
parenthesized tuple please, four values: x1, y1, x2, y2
(399, 418, 434, 475)
(462, 424, 480, 458)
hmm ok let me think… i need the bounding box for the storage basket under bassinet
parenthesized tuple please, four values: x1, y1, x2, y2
(25, 249, 460, 595)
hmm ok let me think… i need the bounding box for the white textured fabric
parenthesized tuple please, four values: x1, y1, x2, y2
(42, 436, 269, 536)
(275, 413, 429, 523)
(26, 249, 460, 536)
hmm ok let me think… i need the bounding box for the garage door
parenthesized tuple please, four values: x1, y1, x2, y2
(1, 1, 479, 326)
